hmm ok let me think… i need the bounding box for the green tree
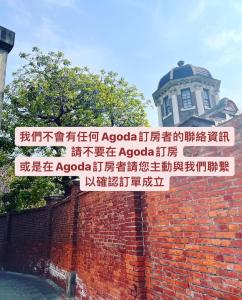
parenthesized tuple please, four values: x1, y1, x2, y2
(0, 47, 149, 212)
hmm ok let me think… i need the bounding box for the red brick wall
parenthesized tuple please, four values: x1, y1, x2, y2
(0, 115, 241, 300)
(74, 191, 146, 299)
(143, 116, 242, 300)
(0, 188, 146, 299)
(48, 195, 76, 288)
(5, 207, 50, 275)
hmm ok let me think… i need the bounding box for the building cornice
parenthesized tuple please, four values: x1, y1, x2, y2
(153, 76, 221, 106)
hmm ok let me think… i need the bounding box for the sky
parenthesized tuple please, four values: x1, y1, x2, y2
(1, 0, 242, 126)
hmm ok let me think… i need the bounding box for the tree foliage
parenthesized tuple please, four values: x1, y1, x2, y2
(0, 47, 149, 212)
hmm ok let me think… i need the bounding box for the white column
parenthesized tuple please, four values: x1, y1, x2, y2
(195, 89, 205, 116)
(214, 91, 219, 103)
(171, 94, 179, 125)
(157, 105, 163, 126)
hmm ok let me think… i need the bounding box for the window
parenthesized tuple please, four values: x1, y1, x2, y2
(203, 89, 211, 108)
(163, 96, 172, 116)
(181, 88, 193, 109)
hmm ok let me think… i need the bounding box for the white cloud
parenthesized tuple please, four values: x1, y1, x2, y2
(231, 0, 242, 15)
(120, 0, 150, 10)
(34, 17, 61, 47)
(1, 0, 32, 25)
(205, 29, 242, 50)
(65, 45, 114, 72)
(8, 15, 115, 73)
(188, 0, 206, 22)
(32, 17, 114, 71)
(43, 0, 76, 8)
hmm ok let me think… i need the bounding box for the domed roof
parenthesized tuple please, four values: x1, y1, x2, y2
(158, 61, 213, 90)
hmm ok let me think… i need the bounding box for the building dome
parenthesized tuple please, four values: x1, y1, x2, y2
(158, 61, 213, 90)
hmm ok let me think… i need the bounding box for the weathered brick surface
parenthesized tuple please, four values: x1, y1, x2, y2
(143, 116, 242, 300)
(48, 196, 76, 288)
(0, 215, 8, 267)
(4, 207, 50, 275)
(74, 191, 146, 300)
(0, 115, 241, 299)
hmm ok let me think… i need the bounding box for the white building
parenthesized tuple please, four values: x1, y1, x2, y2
(153, 61, 238, 127)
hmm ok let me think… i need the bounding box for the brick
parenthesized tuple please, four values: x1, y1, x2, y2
(1, 115, 242, 300)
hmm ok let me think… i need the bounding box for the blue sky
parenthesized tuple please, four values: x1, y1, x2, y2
(1, 0, 242, 126)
